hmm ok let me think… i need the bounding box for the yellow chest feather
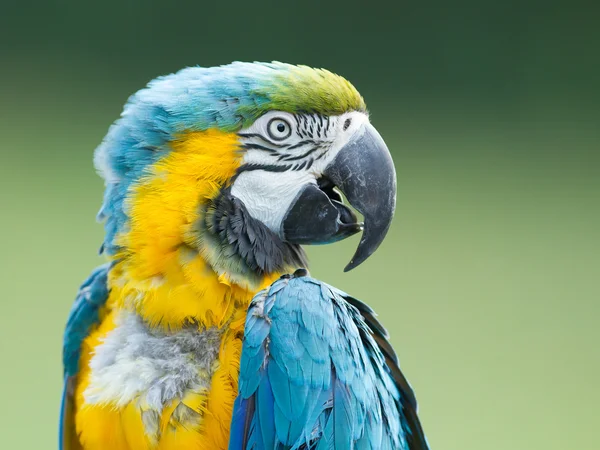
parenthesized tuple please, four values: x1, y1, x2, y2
(73, 259, 277, 450)
(74, 292, 248, 450)
(72, 129, 279, 449)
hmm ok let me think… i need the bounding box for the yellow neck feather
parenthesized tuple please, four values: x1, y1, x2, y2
(108, 129, 279, 329)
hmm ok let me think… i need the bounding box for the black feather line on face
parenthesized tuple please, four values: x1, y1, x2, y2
(294, 115, 303, 138)
(294, 160, 308, 171)
(235, 163, 293, 176)
(241, 143, 279, 153)
(287, 139, 317, 150)
(316, 114, 324, 135)
(278, 145, 321, 162)
(314, 149, 329, 161)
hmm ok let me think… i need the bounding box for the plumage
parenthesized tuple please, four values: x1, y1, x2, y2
(61, 61, 429, 450)
(60, 264, 111, 450)
(229, 272, 430, 450)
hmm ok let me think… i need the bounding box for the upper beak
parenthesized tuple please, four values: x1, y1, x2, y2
(324, 122, 397, 271)
(282, 122, 396, 271)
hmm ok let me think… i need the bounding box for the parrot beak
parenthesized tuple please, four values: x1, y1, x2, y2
(282, 123, 396, 271)
(324, 123, 397, 271)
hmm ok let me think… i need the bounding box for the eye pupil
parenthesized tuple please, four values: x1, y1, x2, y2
(277, 123, 286, 132)
(343, 118, 352, 131)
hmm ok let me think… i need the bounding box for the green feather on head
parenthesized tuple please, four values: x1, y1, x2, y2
(239, 62, 367, 125)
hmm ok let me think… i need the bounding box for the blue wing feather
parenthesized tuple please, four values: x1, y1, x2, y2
(257, 376, 276, 450)
(229, 272, 430, 450)
(59, 264, 111, 450)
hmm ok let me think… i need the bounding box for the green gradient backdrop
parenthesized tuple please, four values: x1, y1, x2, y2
(1, 1, 599, 448)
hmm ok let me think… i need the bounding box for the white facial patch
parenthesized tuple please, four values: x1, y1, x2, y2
(231, 110, 370, 236)
(230, 170, 314, 237)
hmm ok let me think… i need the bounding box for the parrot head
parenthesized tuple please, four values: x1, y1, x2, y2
(95, 62, 396, 289)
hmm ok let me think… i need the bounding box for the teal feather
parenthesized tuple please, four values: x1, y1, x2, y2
(229, 273, 430, 450)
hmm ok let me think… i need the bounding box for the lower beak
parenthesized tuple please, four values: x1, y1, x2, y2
(324, 123, 397, 271)
(282, 122, 397, 271)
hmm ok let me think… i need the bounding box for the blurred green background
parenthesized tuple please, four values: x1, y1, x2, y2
(1, 0, 599, 448)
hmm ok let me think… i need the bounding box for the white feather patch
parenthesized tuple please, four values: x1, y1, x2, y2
(84, 311, 221, 411)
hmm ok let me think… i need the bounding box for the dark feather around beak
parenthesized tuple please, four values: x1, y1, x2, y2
(282, 123, 397, 271)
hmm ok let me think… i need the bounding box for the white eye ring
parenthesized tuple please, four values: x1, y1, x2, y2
(267, 118, 292, 141)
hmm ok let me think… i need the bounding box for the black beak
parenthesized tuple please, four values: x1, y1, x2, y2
(282, 123, 396, 271)
(325, 123, 396, 271)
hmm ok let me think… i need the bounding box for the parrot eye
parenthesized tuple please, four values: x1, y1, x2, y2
(267, 118, 292, 141)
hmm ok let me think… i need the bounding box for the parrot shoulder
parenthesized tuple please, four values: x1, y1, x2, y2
(229, 270, 429, 450)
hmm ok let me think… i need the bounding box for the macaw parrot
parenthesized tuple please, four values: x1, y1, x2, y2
(60, 61, 429, 450)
